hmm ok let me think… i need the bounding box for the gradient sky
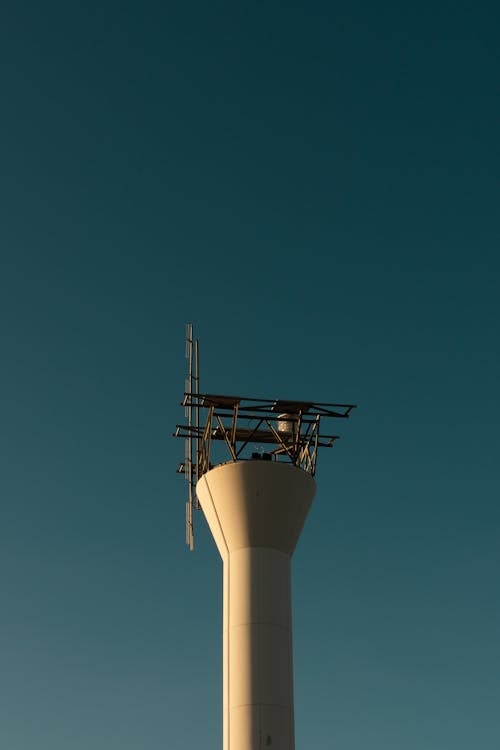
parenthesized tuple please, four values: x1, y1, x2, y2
(1, 2, 499, 748)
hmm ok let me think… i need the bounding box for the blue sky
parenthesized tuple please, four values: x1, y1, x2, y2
(1, 1, 499, 748)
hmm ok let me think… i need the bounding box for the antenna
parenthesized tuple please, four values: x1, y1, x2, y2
(182, 323, 199, 550)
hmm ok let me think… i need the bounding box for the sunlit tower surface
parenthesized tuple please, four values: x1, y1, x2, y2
(174, 325, 355, 750)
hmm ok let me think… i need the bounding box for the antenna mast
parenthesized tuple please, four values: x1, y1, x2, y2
(184, 323, 199, 550)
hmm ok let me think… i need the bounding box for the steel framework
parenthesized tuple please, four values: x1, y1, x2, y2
(175, 394, 355, 476)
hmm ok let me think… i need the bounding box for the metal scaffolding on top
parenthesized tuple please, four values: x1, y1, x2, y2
(174, 326, 356, 549)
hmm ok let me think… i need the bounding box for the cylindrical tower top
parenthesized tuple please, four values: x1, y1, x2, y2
(196, 460, 316, 558)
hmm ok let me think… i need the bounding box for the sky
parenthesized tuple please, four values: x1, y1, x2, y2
(1, 1, 499, 748)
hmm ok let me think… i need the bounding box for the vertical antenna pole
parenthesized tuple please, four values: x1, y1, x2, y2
(194, 337, 200, 508)
(185, 323, 195, 550)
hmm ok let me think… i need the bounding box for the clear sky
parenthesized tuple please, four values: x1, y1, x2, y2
(1, 1, 499, 748)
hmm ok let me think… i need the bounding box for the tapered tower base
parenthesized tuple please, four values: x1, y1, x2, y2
(196, 460, 316, 750)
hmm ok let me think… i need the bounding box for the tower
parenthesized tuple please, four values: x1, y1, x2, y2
(174, 325, 355, 750)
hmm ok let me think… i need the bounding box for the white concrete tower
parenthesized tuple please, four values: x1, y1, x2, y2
(197, 460, 315, 750)
(174, 326, 355, 750)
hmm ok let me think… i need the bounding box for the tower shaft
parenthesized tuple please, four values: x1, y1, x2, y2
(196, 461, 316, 750)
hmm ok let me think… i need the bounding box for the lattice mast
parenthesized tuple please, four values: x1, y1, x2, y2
(183, 323, 199, 550)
